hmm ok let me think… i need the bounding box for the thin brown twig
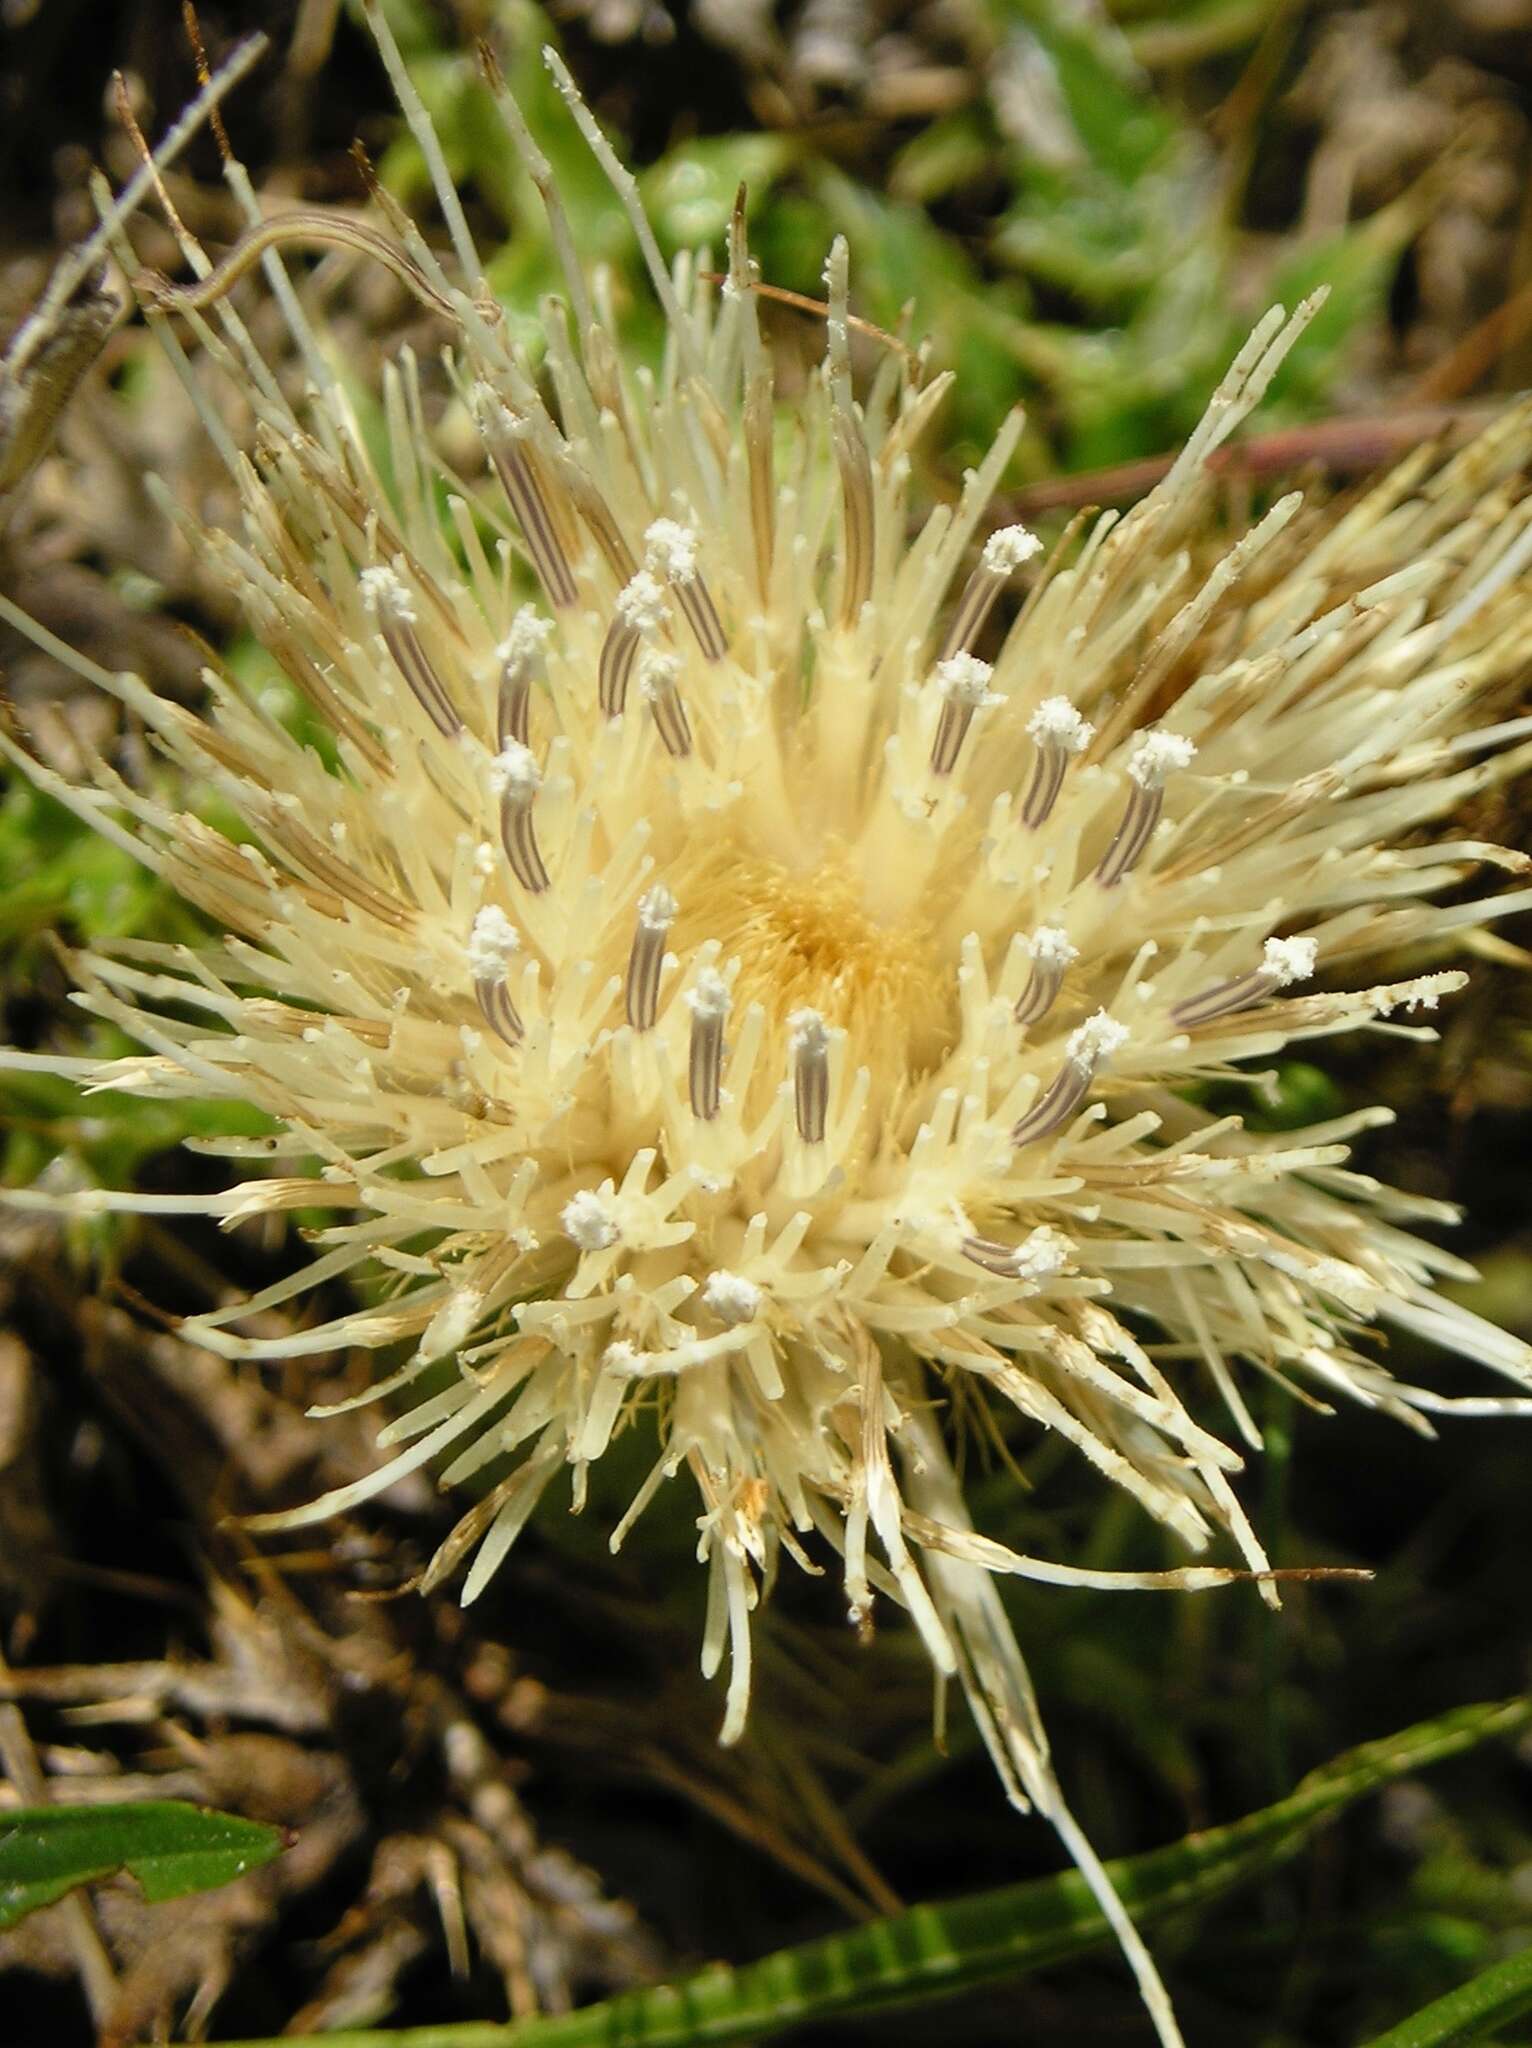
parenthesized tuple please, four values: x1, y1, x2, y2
(113, 71, 194, 245)
(180, 1, 232, 163)
(1001, 405, 1504, 519)
(698, 271, 919, 367)
(1408, 278, 1532, 404)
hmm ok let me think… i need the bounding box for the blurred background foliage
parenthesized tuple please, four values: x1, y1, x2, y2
(0, 0, 1530, 2043)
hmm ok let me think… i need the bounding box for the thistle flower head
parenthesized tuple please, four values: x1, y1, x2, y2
(7, 28, 1532, 2045)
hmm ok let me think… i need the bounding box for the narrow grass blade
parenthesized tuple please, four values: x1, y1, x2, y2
(1361, 1944, 1532, 2048)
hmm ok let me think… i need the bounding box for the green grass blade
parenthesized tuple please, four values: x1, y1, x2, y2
(0, 1799, 286, 1929)
(204, 1695, 1529, 2048)
(1360, 1943, 1532, 2048)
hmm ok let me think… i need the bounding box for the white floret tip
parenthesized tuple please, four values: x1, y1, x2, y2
(963, 1223, 1076, 1281)
(562, 1188, 620, 1252)
(646, 518, 728, 661)
(1263, 935, 1318, 985)
(468, 905, 523, 1045)
(702, 1270, 763, 1326)
(982, 525, 1044, 575)
(1173, 933, 1320, 1029)
(496, 605, 555, 746)
(1020, 696, 1095, 828)
(1095, 729, 1195, 887)
(624, 885, 678, 1032)
(601, 571, 673, 716)
(639, 648, 693, 758)
(644, 518, 699, 582)
(943, 522, 1043, 659)
(616, 569, 672, 634)
(687, 968, 731, 1120)
(930, 653, 998, 775)
(1014, 925, 1078, 1028)
(360, 564, 462, 737)
(1011, 1012, 1127, 1148)
(491, 742, 549, 893)
(476, 393, 579, 608)
(358, 563, 416, 623)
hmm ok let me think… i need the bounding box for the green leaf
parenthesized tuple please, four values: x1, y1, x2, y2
(0, 1800, 286, 1929)
(641, 135, 795, 249)
(1361, 1943, 1532, 2048)
(208, 1695, 1529, 2048)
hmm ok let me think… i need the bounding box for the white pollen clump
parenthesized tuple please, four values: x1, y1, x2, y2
(981, 524, 1043, 575)
(496, 605, 555, 667)
(1067, 1011, 1130, 1067)
(1026, 695, 1094, 752)
(637, 883, 678, 929)
(934, 652, 998, 706)
(1263, 935, 1318, 985)
(686, 966, 731, 1020)
(602, 1338, 647, 1374)
(644, 517, 700, 582)
(1028, 925, 1078, 968)
(638, 648, 684, 698)
(467, 905, 519, 980)
(616, 569, 672, 633)
(789, 1007, 830, 1056)
(702, 1270, 764, 1326)
(1012, 1225, 1074, 1281)
(358, 563, 415, 622)
(1127, 728, 1197, 788)
(490, 741, 541, 802)
(561, 1188, 620, 1251)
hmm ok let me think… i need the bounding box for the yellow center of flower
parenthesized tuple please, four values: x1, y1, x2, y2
(694, 845, 955, 1085)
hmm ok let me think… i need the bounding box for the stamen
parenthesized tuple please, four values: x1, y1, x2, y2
(929, 652, 998, 777)
(687, 967, 731, 1121)
(625, 883, 677, 1031)
(825, 238, 874, 631)
(1013, 925, 1078, 1027)
(490, 741, 550, 894)
(941, 524, 1042, 661)
(563, 463, 638, 585)
(1019, 696, 1093, 829)
(1095, 729, 1196, 889)
(1011, 1011, 1128, 1148)
(702, 1270, 763, 1326)
(359, 564, 461, 737)
(790, 1007, 830, 1144)
(832, 412, 874, 631)
(562, 1187, 619, 1251)
(467, 904, 523, 1045)
(476, 393, 578, 609)
(962, 1223, 1074, 1280)
(744, 374, 775, 601)
(639, 648, 693, 759)
(1173, 934, 1318, 1028)
(496, 604, 554, 748)
(646, 518, 727, 662)
(599, 569, 671, 718)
